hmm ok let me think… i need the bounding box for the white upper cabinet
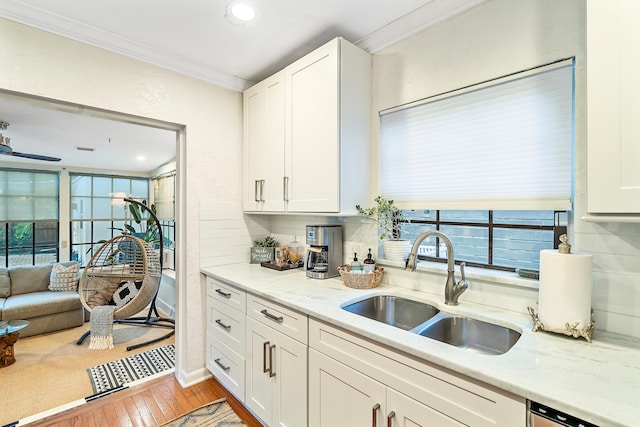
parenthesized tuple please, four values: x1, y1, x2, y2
(243, 37, 371, 214)
(587, 0, 640, 213)
(243, 71, 286, 212)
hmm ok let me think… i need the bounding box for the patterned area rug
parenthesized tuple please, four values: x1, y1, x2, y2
(161, 398, 245, 426)
(87, 344, 175, 394)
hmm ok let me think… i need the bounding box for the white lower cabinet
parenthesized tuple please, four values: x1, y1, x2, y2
(309, 348, 385, 427)
(206, 332, 245, 399)
(205, 277, 247, 402)
(386, 387, 464, 427)
(309, 318, 526, 427)
(310, 349, 463, 427)
(245, 311, 307, 427)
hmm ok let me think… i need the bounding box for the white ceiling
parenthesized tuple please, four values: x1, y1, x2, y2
(0, 0, 484, 172)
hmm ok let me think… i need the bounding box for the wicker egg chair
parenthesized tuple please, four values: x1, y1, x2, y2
(78, 235, 161, 320)
(76, 234, 175, 350)
(77, 198, 175, 350)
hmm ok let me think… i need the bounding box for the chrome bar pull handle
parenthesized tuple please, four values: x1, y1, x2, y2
(261, 309, 283, 323)
(387, 411, 395, 427)
(254, 180, 260, 202)
(215, 319, 231, 330)
(269, 344, 276, 377)
(259, 179, 265, 202)
(214, 358, 230, 372)
(372, 403, 380, 427)
(215, 288, 231, 298)
(283, 176, 289, 202)
(263, 341, 270, 374)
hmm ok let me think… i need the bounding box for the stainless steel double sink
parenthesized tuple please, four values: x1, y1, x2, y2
(342, 295, 520, 355)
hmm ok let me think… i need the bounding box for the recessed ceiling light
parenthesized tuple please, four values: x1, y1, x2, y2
(226, 2, 257, 25)
(136, 155, 146, 162)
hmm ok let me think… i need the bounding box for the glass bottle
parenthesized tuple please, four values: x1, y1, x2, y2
(350, 252, 363, 271)
(363, 248, 376, 273)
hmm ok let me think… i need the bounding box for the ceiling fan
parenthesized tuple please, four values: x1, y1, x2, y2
(0, 120, 61, 162)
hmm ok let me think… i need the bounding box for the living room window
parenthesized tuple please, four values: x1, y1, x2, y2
(69, 173, 149, 266)
(379, 59, 575, 272)
(0, 169, 60, 267)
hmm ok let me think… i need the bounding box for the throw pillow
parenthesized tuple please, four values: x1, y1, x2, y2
(48, 262, 80, 292)
(109, 279, 143, 308)
(0, 268, 9, 298)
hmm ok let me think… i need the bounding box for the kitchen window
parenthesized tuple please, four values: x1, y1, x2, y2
(401, 210, 567, 271)
(0, 169, 60, 267)
(380, 59, 575, 271)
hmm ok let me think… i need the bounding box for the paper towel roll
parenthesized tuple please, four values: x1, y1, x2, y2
(537, 249, 592, 332)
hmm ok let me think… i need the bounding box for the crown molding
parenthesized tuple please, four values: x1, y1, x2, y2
(356, 0, 486, 53)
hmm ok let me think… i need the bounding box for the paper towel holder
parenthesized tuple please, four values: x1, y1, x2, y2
(527, 306, 595, 342)
(527, 233, 595, 342)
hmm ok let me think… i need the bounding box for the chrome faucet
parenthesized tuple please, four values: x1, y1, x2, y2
(405, 231, 468, 306)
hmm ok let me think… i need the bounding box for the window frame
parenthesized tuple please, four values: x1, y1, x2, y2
(0, 168, 60, 267)
(69, 173, 150, 266)
(400, 210, 567, 272)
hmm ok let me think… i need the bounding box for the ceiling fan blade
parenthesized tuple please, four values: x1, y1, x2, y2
(5, 151, 62, 162)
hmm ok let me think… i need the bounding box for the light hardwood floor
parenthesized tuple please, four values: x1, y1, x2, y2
(25, 374, 263, 427)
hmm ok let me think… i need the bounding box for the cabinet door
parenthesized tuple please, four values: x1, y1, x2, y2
(245, 317, 275, 424)
(271, 324, 307, 427)
(587, 0, 640, 212)
(309, 349, 386, 427)
(285, 39, 340, 212)
(244, 71, 285, 212)
(386, 388, 464, 427)
(246, 316, 307, 427)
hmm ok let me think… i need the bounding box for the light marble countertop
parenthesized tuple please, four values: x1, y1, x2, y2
(201, 263, 639, 427)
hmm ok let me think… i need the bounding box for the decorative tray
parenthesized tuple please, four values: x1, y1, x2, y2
(260, 261, 304, 271)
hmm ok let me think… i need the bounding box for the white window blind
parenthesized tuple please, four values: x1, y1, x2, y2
(153, 173, 175, 220)
(0, 169, 59, 221)
(379, 59, 574, 211)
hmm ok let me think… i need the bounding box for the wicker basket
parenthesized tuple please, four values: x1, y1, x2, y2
(337, 265, 384, 289)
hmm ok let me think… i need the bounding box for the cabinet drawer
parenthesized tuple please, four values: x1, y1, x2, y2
(206, 332, 245, 402)
(206, 276, 246, 312)
(207, 297, 245, 354)
(247, 293, 308, 344)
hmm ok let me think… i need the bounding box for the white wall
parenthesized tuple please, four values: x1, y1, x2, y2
(0, 17, 243, 384)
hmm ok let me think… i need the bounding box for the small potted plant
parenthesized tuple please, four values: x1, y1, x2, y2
(250, 235, 280, 264)
(356, 196, 410, 262)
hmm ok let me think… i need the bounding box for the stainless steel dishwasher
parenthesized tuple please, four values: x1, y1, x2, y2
(530, 401, 598, 427)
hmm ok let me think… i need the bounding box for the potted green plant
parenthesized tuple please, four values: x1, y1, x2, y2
(356, 196, 410, 262)
(250, 235, 279, 264)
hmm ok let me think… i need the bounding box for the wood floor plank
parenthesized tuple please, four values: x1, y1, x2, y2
(149, 383, 180, 421)
(130, 393, 158, 427)
(123, 396, 146, 427)
(80, 410, 96, 427)
(104, 399, 126, 427)
(138, 390, 167, 425)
